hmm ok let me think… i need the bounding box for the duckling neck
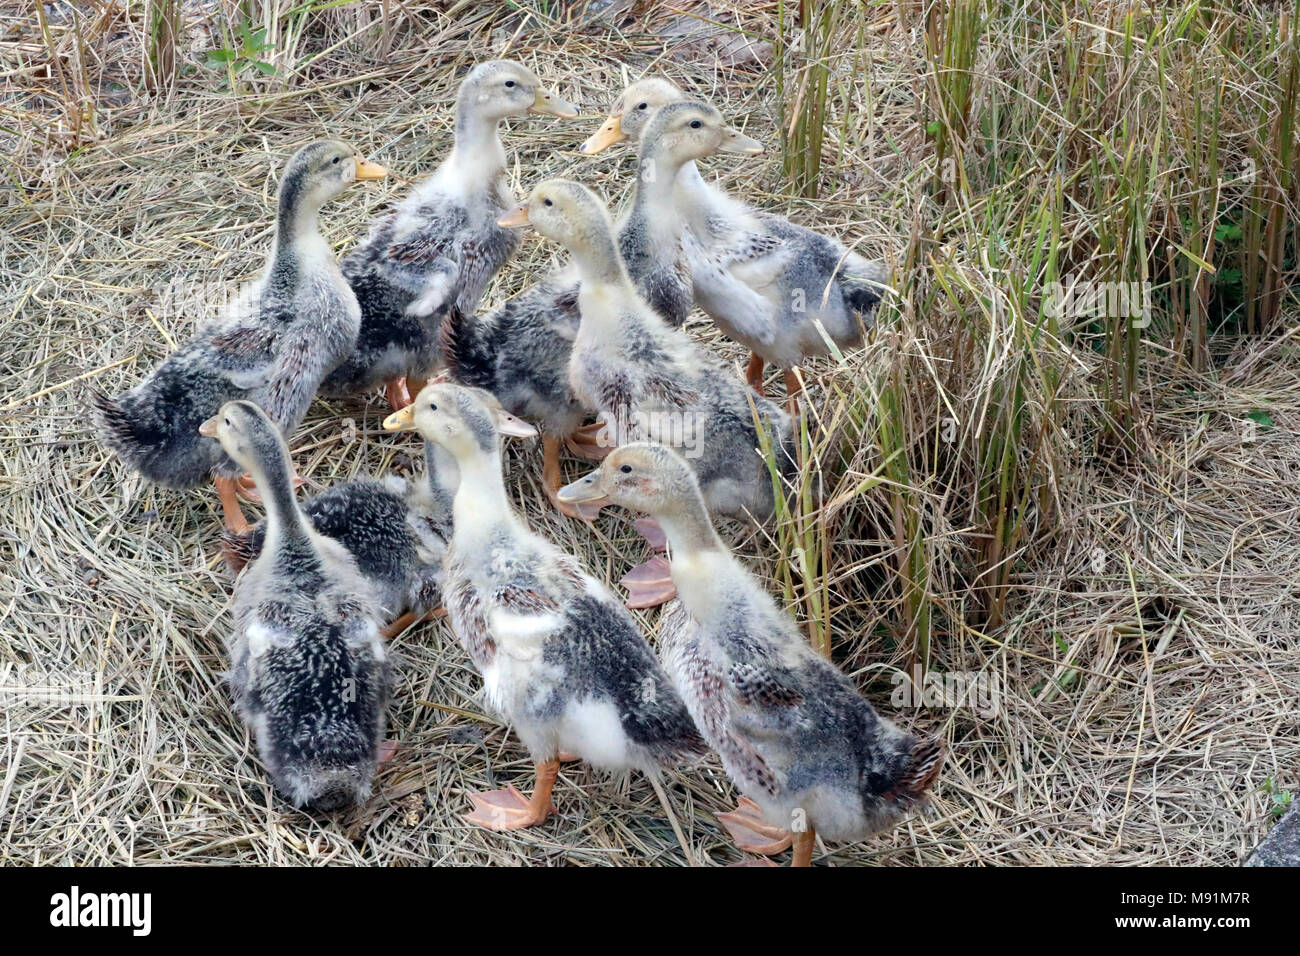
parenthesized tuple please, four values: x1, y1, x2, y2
(274, 178, 325, 249)
(448, 447, 513, 530)
(656, 498, 726, 561)
(570, 227, 631, 290)
(449, 108, 507, 179)
(254, 450, 311, 544)
(635, 152, 688, 212)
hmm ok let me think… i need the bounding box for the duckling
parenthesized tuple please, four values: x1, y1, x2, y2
(498, 179, 796, 607)
(616, 99, 763, 327)
(582, 78, 889, 400)
(442, 101, 762, 519)
(92, 140, 386, 533)
(201, 401, 391, 812)
(383, 383, 705, 832)
(320, 60, 577, 410)
(558, 443, 944, 866)
(220, 437, 458, 638)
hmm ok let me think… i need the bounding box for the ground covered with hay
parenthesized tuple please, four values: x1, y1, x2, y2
(2, 2, 1297, 865)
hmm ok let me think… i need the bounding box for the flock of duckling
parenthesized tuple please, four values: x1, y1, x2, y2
(91, 61, 939, 866)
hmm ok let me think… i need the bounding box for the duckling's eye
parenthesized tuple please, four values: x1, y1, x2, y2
(332, 156, 340, 164)
(689, 120, 702, 129)
(620, 464, 632, 474)
(224, 417, 231, 427)
(505, 80, 516, 88)
(428, 402, 437, 411)
(543, 198, 553, 207)
(637, 103, 648, 110)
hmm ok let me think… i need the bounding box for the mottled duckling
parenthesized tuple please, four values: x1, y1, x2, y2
(616, 100, 762, 328)
(383, 384, 705, 831)
(443, 101, 761, 518)
(499, 179, 796, 607)
(221, 438, 458, 638)
(583, 78, 889, 399)
(93, 141, 385, 532)
(202, 401, 391, 812)
(321, 60, 577, 409)
(559, 443, 944, 866)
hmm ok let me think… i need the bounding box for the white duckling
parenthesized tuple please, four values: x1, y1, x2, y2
(383, 383, 706, 831)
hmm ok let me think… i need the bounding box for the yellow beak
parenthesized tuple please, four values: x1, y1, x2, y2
(580, 114, 626, 155)
(496, 202, 530, 228)
(353, 157, 388, 181)
(198, 416, 219, 438)
(383, 405, 416, 431)
(530, 88, 579, 119)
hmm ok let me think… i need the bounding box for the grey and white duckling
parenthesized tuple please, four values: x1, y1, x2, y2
(220, 436, 458, 637)
(559, 443, 944, 866)
(201, 401, 392, 812)
(583, 78, 889, 400)
(442, 101, 761, 519)
(498, 179, 796, 608)
(92, 141, 386, 532)
(320, 60, 577, 410)
(383, 383, 706, 832)
(615, 99, 762, 328)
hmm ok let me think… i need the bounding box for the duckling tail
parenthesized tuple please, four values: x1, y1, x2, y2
(838, 260, 888, 322)
(439, 303, 496, 390)
(289, 767, 368, 812)
(219, 523, 264, 574)
(883, 735, 944, 805)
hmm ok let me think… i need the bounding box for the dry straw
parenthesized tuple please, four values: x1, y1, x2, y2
(0, 1, 1295, 865)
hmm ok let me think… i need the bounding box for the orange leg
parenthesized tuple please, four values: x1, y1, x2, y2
(543, 435, 607, 520)
(791, 826, 816, 867)
(235, 471, 303, 504)
(565, 421, 614, 461)
(464, 759, 559, 831)
(381, 607, 447, 640)
(620, 555, 676, 609)
(783, 368, 804, 415)
(385, 377, 414, 411)
(213, 477, 251, 533)
(716, 796, 792, 855)
(746, 352, 766, 391)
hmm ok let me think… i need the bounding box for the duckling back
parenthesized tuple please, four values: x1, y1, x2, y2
(660, 590, 941, 844)
(222, 476, 442, 620)
(230, 535, 392, 811)
(91, 342, 243, 488)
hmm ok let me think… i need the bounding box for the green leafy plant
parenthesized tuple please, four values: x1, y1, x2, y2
(205, 18, 277, 86)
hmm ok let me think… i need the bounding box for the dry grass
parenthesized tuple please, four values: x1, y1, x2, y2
(0, 1, 1296, 865)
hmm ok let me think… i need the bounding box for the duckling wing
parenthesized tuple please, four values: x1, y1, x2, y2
(664, 611, 781, 797)
(713, 229, 785, 268)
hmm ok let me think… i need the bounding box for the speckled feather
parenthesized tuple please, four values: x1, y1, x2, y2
(224, 403, 392, 811)
(93, 143, 362, 486)
(444, 528, 705, 770)
(222, 473, 448, 622)
(659, 585, 940, 843)
(320, 61, 540, 396)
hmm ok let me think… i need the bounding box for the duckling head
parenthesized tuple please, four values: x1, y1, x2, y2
(581, 77, 684, 154)
(497, 179, 616, 262)
(558, 442, 702, 519)
(199, 400, 287, 477)
(459, 60, 578, 122)
(277, 140, 386, 218)
(639, 100, 763, 167)
(382, 382, 537, 462)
